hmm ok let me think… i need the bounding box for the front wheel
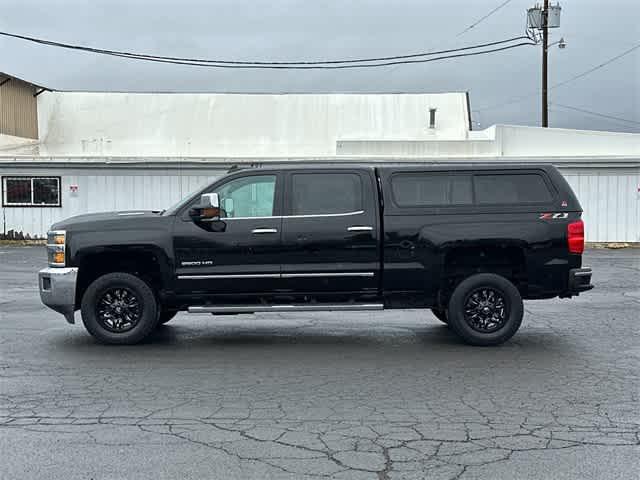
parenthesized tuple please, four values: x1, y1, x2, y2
(81, 272, 159, 345)
(447, 273, 523, 346)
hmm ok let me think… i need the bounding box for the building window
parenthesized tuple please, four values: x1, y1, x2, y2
(2, 176, 61, 207)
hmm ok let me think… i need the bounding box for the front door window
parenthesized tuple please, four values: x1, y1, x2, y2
(217, 175, 276, 218)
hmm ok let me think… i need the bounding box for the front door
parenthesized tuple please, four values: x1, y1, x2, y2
(280, 169, 380, 295)
(173, 173, 283, 297)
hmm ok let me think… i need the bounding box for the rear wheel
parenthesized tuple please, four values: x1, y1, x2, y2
(81, 272, 158, 344)
(431, 308, 448, 324)
(447, 273, 523, 346)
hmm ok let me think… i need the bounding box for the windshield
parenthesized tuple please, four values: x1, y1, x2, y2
(161, 185, 212, 216)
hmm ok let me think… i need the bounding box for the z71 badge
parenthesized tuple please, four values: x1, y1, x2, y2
(539, 213, 569, 219)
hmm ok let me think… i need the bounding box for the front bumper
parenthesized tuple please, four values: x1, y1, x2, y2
(38, 267, 78, 324)
(567, 267, 594, 295)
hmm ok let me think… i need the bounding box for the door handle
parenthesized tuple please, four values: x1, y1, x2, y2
(347, 226, 373, 232)
(252, 228, 278, 234)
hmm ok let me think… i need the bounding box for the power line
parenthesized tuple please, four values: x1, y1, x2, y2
(474, 42, 640, 112)
(474, 89, 536, 112)
(0, 30, 535, 69)
(550, 43, 640, 89)
(100, 42, 536, 69)
(550, 103, 640, 126)
(457, 0, 517, 37)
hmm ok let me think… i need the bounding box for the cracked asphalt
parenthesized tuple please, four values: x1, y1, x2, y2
(1, 246, 638, 480)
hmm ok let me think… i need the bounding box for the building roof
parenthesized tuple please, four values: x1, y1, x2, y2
(0, 71, 50, 92)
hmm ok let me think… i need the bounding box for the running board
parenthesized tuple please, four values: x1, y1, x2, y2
(188, 304, 384, 314)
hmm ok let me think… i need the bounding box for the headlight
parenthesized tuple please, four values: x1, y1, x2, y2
(47, 230, 66, 266)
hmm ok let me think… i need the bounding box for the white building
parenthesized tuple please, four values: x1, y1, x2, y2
(1, 72, 639, 242)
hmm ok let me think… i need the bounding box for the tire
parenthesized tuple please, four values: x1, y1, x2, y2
(431, 307, 448, 324)
(447, 273, 523, 346)
(81, 272, 159, 345)
(158, 309, 177, 325)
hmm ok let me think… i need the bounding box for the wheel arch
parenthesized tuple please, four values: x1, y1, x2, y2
(438, 244, 527, 306)
(74, 245, 172, 309)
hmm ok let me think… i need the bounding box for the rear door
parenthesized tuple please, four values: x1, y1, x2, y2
(280, 169, 379, 295)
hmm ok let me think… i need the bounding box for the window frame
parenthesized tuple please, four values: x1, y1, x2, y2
(179, 172, 283, 221)
(1, 176, 62, 208)
(216, 174, 278, 219)
(285, 170, 366, 217)
(472, 172, 556, 206)
(384, 168, 558, 216)
(390, 171, 473, 208)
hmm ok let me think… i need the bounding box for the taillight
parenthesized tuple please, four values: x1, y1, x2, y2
(568, 220, 584, 254)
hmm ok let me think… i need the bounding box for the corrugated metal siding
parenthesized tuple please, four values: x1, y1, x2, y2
(1, 163, 638, 242)
(561, 169, 640, 243)
(1, 168, 225, 238)
(0, 76, 38, 139)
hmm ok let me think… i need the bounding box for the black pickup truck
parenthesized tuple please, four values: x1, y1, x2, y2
(38, 164, 593, 346)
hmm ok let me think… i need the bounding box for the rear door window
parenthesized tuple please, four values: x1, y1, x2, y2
(391, 174, 472, 207)
(474, 174, 553, 204)
(290, 173, 363, 215)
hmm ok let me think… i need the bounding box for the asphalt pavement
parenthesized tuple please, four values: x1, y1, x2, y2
(1, 246, 638, 480)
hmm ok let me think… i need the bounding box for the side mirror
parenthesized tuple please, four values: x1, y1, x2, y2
(189, 193, 221, 222)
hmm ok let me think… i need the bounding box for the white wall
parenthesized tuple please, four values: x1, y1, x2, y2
(563, 170, 640, 244)
(498, 125, 640, 157)
(337, 125, 640, 157)
(1, 165, 226, 238)
(35, 92, 470, 157)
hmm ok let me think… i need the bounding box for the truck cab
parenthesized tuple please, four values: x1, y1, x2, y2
(38, 163, 593, 346)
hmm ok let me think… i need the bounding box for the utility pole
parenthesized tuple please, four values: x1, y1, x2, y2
(527, 2, 562, 127)
(541, 0, 549, 127)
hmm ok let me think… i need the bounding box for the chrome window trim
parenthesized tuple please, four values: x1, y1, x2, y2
(283, 210, 365, 219)
(221, 210, 365, 221)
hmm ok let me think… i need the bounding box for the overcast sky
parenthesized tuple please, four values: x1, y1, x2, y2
(1, 0, 638, 132)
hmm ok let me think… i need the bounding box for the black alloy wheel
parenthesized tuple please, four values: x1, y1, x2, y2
(96, 287, 141, 333)
(463, 287, 507, 333)
(447, 273, 523, 346)
(81, 272, 159, 345)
